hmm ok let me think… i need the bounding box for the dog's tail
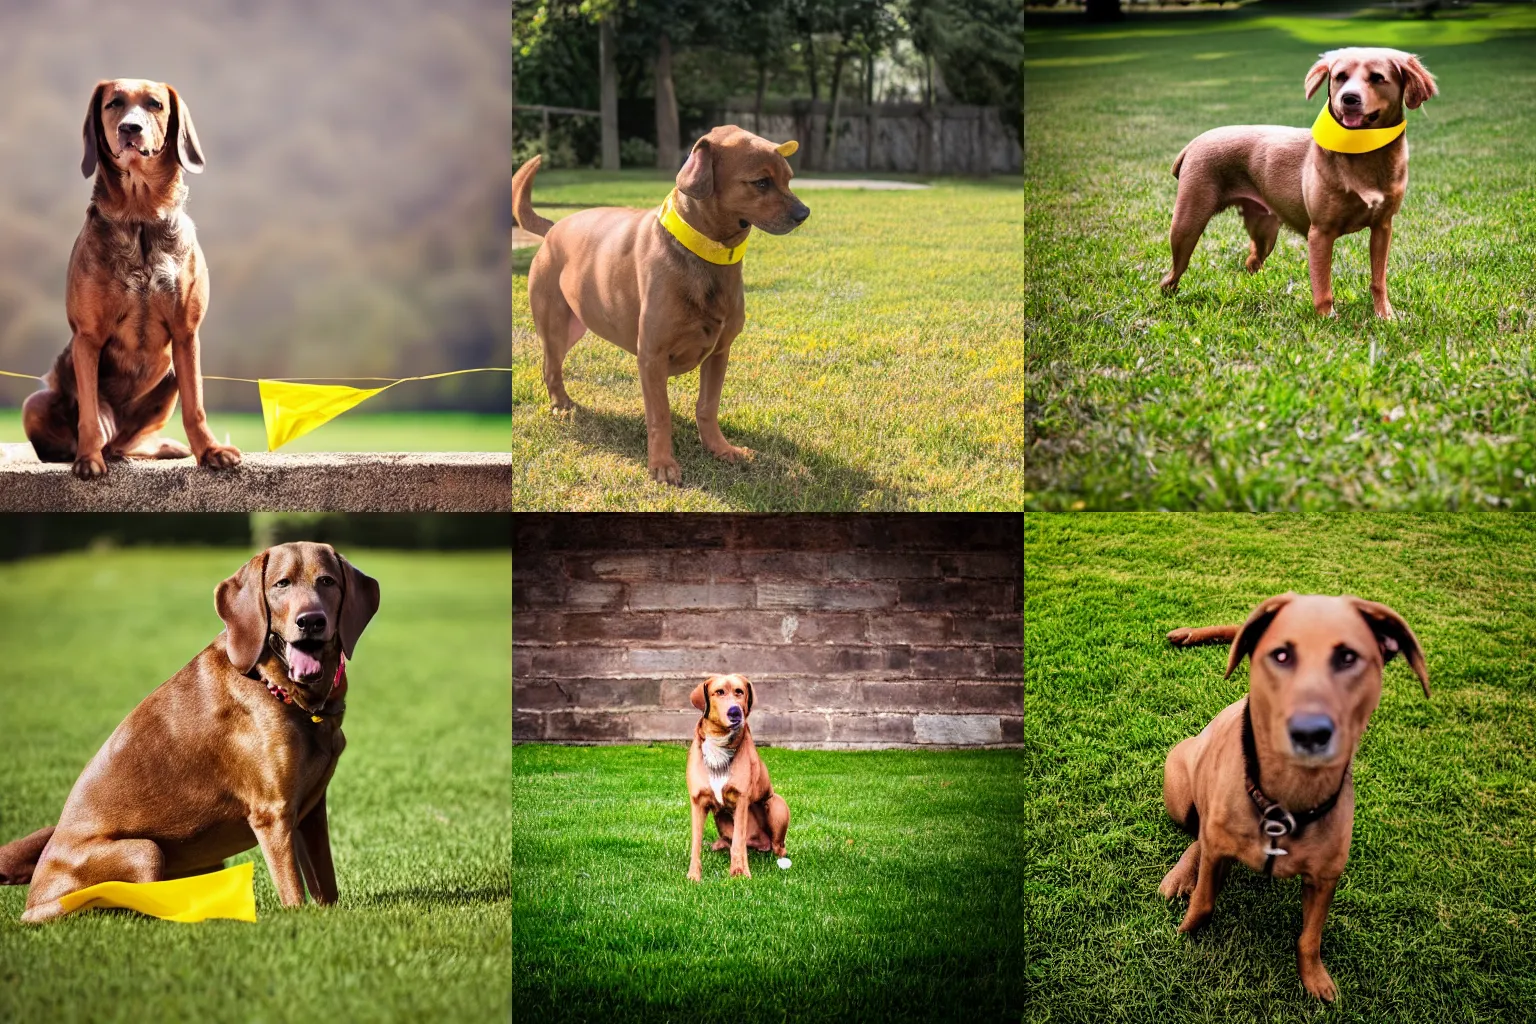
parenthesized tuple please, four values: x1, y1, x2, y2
(1166, 624, 1239, 647)
(512, 156, 555, 237)
(0, 825, 55, 885)
(1171, 145, 1190, 179)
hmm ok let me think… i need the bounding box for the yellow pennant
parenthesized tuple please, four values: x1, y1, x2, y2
(57, 860, 257, 923)
(259, 380, 386, 451)
(1310, 104, 1406, 154)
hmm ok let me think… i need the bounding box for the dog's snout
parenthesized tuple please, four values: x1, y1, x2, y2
(120, 121, 143, 135)
(726, 705, 743, 724)
(1339, 92, 1363, 108)
(790, 203, 810, 225)
(1288, 713, 1336, 755)
(295, 611, 327, 635)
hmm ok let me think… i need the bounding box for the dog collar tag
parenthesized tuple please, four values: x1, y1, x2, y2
(1311, 103, 1406, 154)
(658, 190, 749, 265)
(1263, 843, 1289, 858)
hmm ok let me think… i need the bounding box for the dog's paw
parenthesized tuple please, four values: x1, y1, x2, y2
(1374, 303, 1395, 320)
(648, 456, 682, 486)
(708, 443, 754, 465)
(1159, 872, 1194, 900)
(729, 864, 752, 879)
(196, 443, 242, 470)
(686, 866, 702, 882)
(1166, 628, 1195, 646)
(1159, 275, 1179, 294)
(71, 451, 108, 480)
(1301, 963, 1338, 1002)
(549, 397, 575, 418)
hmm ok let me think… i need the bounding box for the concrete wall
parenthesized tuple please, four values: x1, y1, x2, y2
(513, 514, 1022, 749)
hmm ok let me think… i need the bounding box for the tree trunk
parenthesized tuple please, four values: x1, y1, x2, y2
(823, 46, 846, 172)
(654, 31, 680, 169)
(863, 52, 875, 171)
(1084, 0, 1124, 22)
(805, 33, 819, 168)
(599, 17, 620, 171)
(753, 60, 767, 135)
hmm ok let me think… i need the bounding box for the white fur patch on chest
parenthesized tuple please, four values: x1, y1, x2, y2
(699, 733, 738, 804)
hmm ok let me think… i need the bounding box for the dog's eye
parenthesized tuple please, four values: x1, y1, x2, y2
(753, 178, 771, 191)
(1335, 71, 1347, 81)
(147, 98, 163, 110)
(106, 97, 124, 109)
(274, 578, 291, 589)
(1368, 73, 1385, 84)
(1333, 647, 1359, 670)
(1271, 647, 1291, 665)
(317, 575, 336, 587)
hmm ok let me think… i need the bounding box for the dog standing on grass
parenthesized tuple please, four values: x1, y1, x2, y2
(1160, 48, 1437, 318)
(512, 126, 810, 485)
(685, 674, 789, 880)
(24, 79, 241, 479)
(1160, 593, 1429, 1001)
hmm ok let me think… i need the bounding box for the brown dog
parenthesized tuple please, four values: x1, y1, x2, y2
(1160, 48, 1437, 318)
(513, 126, 810, 485)
(23, 79, 241, 479)
(685, 673, 790, 880)
(1160, 594, 1429, 1001)
(0, 543, 379, 923)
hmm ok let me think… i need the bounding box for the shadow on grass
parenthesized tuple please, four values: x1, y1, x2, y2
(563, 403, 911, 510)
(351, 882, 510, 911)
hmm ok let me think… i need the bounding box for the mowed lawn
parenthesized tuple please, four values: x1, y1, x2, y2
(513, 171, 1023, 511)
(0, 548, 511, 1023)
(0, 409, 512, 453)
(1025, 514, 1536, 1021)
(513, 744, 1023, 1022)
(1025, 4, 1536, 509)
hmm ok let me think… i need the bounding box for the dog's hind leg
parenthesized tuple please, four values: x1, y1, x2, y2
(22, 385, 79, 463)
(1161, 186, 1220, 294)
(1160, 840, 1201, 900)
(764, 794, 789, 858)
(106, 373, 191, 460)
(528, 260, 586, 414)
(0, 826, 56, 885)
(711, 809, 733, 851)
(21, 837, 165, 924)
(1239, 201, 1281, 274)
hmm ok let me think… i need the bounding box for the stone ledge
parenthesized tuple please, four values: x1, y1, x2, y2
(0, 450, 511, 512)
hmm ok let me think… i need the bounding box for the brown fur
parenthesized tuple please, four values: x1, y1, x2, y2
(1160, 48, 1438, 318)
(513, 126, 810, 485)
(684, 673, 790, 880)
(23, 79, 240, 478)
(0, 543, 379, 923)
(1161, 594, 1430, 1001)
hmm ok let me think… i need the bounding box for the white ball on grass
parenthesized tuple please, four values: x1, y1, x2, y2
(777, 857, 792, 870)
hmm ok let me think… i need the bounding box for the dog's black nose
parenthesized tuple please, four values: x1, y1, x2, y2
(1288, 714, 1335, 755)
(726, 706, 743, 724)
(296, 611, 327, 634)
(1339, 92, 1362, 108)
(791, 204, 810, 224)
(120, 122, 143, 135)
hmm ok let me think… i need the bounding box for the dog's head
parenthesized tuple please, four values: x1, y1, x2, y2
(1304, 48, 1437, 130)
(690, 673, 755, 732)
(676, 125, 810, 236)
(216, 542, 381, 712)
(81, 78, 204, 179)
(1224, 593, 1428, 768)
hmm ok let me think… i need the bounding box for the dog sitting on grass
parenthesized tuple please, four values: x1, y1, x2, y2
(685, 674, 789, 880)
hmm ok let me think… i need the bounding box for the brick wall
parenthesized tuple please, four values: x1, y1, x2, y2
(513, 514, 1021, 749)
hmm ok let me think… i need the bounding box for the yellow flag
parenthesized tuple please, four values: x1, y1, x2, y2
(260, 380, 386, 451)
(57, 861, 257, 923)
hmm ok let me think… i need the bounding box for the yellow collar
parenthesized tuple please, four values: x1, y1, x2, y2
(1311, 103, 1405, 154)
(658, 190, 749, 265)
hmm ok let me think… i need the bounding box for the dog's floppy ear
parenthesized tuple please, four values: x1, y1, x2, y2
(81, 81, 108, 178)
(1349, 597, 1430, 697)
(690, 677, 713, 713)
(1224, 593, 1297, 678)
(1304, 53, 1335, 101)
(1395, 54, 1438, 110)
(742, 676, 754, 713)
(167, 85, 205, 174)
(216, 550, 269, 673)
(335, 549, 380, 658)
(676, 137, 714, 199)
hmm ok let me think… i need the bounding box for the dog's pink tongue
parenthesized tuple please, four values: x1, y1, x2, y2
(287, 644, 322, 680)
(1341, 111, 1365, 128)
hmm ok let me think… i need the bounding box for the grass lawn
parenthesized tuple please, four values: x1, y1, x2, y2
(513, 170, 1024, 511)
(0, 548, 511, 1022)
(513, 744, 1023, 1021)
(1024, 513, 1536, 1020)
(0, 409, 511, 454)
(1024, 3, 1536, 509)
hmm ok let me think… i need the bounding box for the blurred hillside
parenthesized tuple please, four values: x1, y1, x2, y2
(0, 0, 510, 413)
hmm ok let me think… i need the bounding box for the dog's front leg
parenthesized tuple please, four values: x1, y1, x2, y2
(296, 793, 338, 904)
(636, 330, 681, 485)
(686, 799, 706, 882)
(1369, 221, 1394, 319)
(728, 798, 753, 879)
(1306, 226, 1338, 317)
(250, 812, 307, 906)
(1297, 875, 1340, 1001)
(695, 336, 752, 465)
(69, 334, 111, 479)
(170, 329, 241, 470)
(1177, 844, 1229, 933)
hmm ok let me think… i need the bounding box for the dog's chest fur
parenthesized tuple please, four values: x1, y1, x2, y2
(699, 732, 739, 804)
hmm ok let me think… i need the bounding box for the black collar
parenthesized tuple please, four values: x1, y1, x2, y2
(1240, 699, 1349, 874)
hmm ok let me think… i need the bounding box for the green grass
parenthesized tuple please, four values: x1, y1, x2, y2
(513, 744, 1023, 1021)
(1024, 3, 1536, 509)
(0, 548, 511, 1022)
(0, 409, 511, 453)
(1024, 513, 1536, 1021)
(513, 170, 1024, 510)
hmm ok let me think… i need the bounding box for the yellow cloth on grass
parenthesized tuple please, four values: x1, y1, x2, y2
(57, 861, 257, 923)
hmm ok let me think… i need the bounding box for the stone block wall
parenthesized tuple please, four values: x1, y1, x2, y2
(513, 514, 1021, 748)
